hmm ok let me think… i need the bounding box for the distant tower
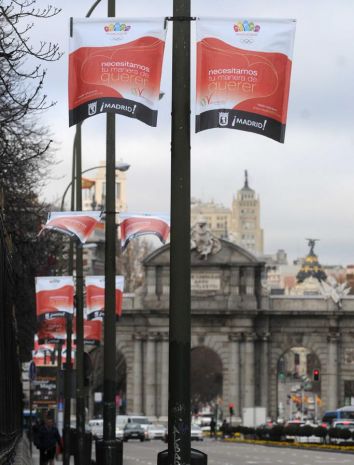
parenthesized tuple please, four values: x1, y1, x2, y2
(231, 170, 264, 254)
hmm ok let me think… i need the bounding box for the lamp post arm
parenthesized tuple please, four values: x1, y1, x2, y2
(60, 166, 106, 211)
(60, 164, 130, 211)
(86, 0, 102, 17)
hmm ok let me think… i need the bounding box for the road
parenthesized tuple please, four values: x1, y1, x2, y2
(31, 437, 354, 464)
(122, 438, 353, 465)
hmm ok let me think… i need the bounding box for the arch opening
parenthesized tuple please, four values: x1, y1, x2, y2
(191, 346, 223, 413)
(277, 346, 321, 422)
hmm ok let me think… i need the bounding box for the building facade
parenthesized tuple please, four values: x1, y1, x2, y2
(89, 233, 354, 421)
(82, 160, 128, 213)
(191, 171, 264, 255)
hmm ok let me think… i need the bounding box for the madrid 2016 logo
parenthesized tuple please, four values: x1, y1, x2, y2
(234, 20, 260, 33)
(104, 22, 131, 32)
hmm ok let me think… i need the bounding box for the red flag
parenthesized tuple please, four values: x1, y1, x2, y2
(81, 177, 96, 189)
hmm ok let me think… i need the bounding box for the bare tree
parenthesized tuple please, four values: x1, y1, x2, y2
(0, 0, 63, 360)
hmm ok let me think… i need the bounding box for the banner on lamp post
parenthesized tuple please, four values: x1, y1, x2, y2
(40, 211, 102, 243)
(37, 317, 67, 344)
(85, 275, 124, 320)
(119, 212, 170, 250)
(35, 276, 74, 321)
(69, 18, 167, 127)
(73, 317, 102, 346)
(196, 18, 296, 143)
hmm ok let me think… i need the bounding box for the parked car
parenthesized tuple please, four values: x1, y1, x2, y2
(147, 423, 167, 440)
(123, 422, 145, 442)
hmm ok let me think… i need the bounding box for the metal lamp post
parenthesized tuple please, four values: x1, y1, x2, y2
(168, 1, 192, 465)
(60, 162, 130, 212)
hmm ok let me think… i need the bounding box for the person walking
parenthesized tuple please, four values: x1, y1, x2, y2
(210, 418, 216, 438)
(220, 419, 228, 439)
(35, 414, 63, 465)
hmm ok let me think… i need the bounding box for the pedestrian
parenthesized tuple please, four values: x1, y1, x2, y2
(35, 414, 63, 465)
(210, 418, 216, 438)
(220, 419, 228, 439)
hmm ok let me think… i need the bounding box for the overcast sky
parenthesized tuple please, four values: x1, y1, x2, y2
(27, 0, 354, 265)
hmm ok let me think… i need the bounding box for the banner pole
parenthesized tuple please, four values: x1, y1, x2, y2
(75, 122, 86, 465)
(168, 1, 192, 465)
(101, 0, 120, 463)
(63, 136, 75, 465)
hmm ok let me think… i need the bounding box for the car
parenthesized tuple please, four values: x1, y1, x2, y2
(191, 424, 203, 441)
(164, 424, 204, 443)
(147, 423, 167, 440)
(88, 418, 123, 439)
(123, 422, 145, 442)
(193, 413, 212, 432)
(329, 420, 354, 444)
(321, 410, 339, 428)
(89, 419, 103, 438)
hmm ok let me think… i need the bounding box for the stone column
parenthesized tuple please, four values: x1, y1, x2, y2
(327, 333, 339, 410)
(228, 334, 242, 416)
(245, 267, 255, 295)
(160, 334, 169, 418)
(260, 333, 270, 412)
(243, 333, 256, 408)
(132, 334, 143, 414)
(144, 335, 156, 416)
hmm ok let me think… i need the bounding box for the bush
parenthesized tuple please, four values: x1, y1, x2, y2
(337, 428, 351, 441)
(313, 426, 327, 443)
(328, 427, 339, 439)
(284, 424, 300, 437)
(299, 425, 314, 438)
(269, 425, 284, 441)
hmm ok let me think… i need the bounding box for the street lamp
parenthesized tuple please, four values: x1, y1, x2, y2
(60, 162, 130, 211)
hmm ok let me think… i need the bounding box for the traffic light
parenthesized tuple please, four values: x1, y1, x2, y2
(313, 369, 320, 381)
(229, 403, 234, 416)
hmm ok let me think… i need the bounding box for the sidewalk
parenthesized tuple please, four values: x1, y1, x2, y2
(13, 434, 32, 465)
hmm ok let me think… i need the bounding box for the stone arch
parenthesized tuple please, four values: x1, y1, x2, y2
(190, 346, 223, 409)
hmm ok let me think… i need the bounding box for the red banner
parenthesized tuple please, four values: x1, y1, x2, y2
(85, 276, 124, 320)
(37, 317, 67, 344)
(41, 211, 102, 243)
(196, 18, 296, 142)
(35, 276, 74, 320)
(119, 212, 170, 250)
(69, 18, 167, 127)
(73, 317, 102, 346)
